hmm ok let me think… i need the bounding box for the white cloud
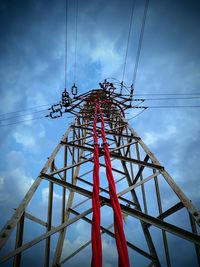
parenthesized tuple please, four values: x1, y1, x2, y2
(27, 91, 49, 107)
(5, 151, 26, 171)
(0, 176, 4, 188)
(62, 236, 84, 259)
(0, 176, 7, 202)
(42, 187, 63, 204)
(90, 34, 122, 77)
(13, 130, 36, 148)
(143, 125, 176, 146)
(0, 89, 22, 114)
(12, 123, 45, 151)
(13, 169, 34, 194)
(0, 150, 34, 207)
(0, 1, 199, 266)
(61, 224, 117, 266)
(0, 168, 34, 203)
(102, 238, 117, 262)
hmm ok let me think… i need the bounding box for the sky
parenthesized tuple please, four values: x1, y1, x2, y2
(0, 0, 200, 266)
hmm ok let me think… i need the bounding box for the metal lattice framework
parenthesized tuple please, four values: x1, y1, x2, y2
(0, 85, 200, 267)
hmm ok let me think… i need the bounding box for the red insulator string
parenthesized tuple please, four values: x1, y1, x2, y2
(99, 102, 130, 267)
(91, 103, 102, 267)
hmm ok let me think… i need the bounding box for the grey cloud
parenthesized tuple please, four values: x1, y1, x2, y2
(0, 0, 199, 266)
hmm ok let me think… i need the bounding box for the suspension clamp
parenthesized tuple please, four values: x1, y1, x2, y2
(101, 142, 109, 146)
(93, 142, 99, 146)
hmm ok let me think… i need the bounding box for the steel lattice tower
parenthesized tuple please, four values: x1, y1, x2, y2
(0, 84, 200, 267)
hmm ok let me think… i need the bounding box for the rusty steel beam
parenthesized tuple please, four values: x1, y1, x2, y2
(41, 173, 200, 246)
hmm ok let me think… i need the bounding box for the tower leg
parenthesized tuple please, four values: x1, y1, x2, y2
(13, 213, 25, 267)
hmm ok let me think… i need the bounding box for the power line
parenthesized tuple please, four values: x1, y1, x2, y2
(121, 0, 135, 82)
(128, 108, 147, 120)
(0, 109, 48, 122)
(147, 105, 200, 108)
(0, 104, 52, 117)
(1, 95, 199, 120)
(143, 96, 200, 100)
(74, 0, 79, 84)
(121, 92, 200, 97)
(64, 0, 68, 89)
(0, 116, 45, 128)
(132, 0, 149, 85)
(134, 93, 200, 96)
(127, 104, 200, 120)
(0, 113, 77, 128)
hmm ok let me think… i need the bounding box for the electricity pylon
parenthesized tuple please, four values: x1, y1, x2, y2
(0, 81, 199, 267)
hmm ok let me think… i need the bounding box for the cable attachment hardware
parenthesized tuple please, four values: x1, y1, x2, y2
(130, 84, 134, 99)
(62, 88, 71, 107)
(99, 80, 116, 95)
(99, 79, 109, 90)
(120, 81, 123, 95)
(71, 83, 78, 97)
(130, 84, 134, 105)
(97, 114, 101, 123)
(108, 83, 116, 95)
(101, 141, 109, 147)
(93, 142, 99, 146)
(46, 103, 63, 119)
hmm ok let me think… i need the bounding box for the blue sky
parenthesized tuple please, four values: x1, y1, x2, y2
(0, 0, 200, 266)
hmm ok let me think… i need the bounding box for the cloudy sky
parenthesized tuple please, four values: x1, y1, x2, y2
(0, 0, 200, 266)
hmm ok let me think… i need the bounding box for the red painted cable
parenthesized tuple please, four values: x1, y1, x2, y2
(91, 103, 102, 267)
(99, 103, 130, 267)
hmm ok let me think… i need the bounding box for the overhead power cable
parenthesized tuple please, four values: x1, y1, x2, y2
(132, 0, 149, 85)
(127, 104, 200, 121)
(0, 109, 48, 122)
(127, 103, 200, 121)
(0, 116, 45, 127)
(143, 96, 200, 100)
(0, 104, 52, 117)
(1, 96, 199, 122)
(134, 93, 200, 96)
(128, 108, 148, 120)
(64, 0, 68, 88)
(147, 105, 200, 108)
(121, 0, 135, 82)
(74, 0, 79, 83)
